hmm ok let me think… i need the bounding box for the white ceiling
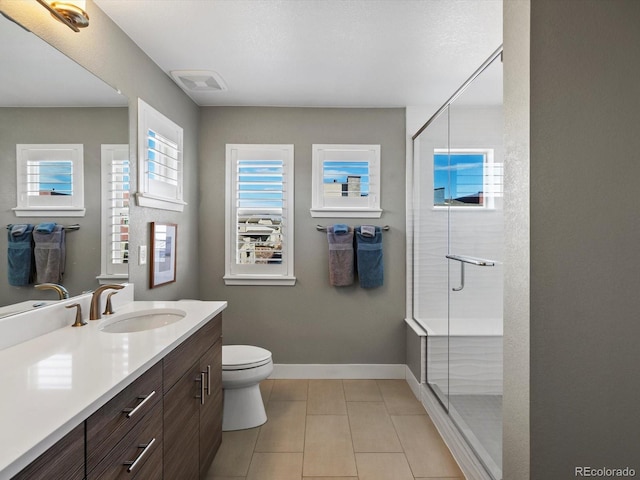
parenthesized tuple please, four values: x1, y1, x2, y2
(94, 0, 503, 108)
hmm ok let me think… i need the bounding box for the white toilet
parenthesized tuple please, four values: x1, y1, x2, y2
(221, 345, 273, 431)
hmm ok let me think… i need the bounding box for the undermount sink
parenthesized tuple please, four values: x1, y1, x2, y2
(99, 308, 187, 333)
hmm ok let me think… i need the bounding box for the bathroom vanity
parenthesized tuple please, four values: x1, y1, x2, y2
(0, 299, 226, 480)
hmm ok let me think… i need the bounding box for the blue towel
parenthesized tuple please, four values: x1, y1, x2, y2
(35, 222, 57, 234)
(332, 224, 349, 235)
(33, 225, 66, 283)
(7, 224, 35, 286)
(355, 226, 384, 288)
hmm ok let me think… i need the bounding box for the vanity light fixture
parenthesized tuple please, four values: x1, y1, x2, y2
(36, 0, 89, 32)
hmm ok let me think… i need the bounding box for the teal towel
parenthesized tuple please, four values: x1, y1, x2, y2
(355, 226, 383, 288)
(7, 224, 35, 286)
(35, 222, 57, 234)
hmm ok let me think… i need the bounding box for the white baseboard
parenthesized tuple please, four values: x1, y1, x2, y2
(405, 366, 493, 480)
(270, 363, 406, 379)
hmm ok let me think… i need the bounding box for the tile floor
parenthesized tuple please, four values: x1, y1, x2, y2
(205, 379, 464, 480)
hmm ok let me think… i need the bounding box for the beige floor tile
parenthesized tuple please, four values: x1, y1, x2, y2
(355, 452, 414, 480)
(303, 478, 358, 479)
(377, 379, 425, 415)
(415, 478, 465, 480)
(303, 415, 357, 477)
(392, 415, 464, 478)
(307, 379, 347, 414)
(260, 379, 274, 405)
(255, 401, 307, 452)
(246, 452, 303, 480)
(269, 379, 309, 401)
(208, 428, 259, 477)
(347, 401, 403, 453)
(343, 379, 383, 402)
(208, 477, 246, 480)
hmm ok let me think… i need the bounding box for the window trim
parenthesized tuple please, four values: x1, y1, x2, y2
(310, 144, 382, 218)
(136, 98, 186, 212)
(432, 147, 497, 210)
(98, 144, 129, 284)
(13, 143, 85, 217)
(224, 144, 295, 286)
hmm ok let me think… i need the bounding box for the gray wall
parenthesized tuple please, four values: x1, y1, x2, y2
(0, 0, 201, 302)
(530, 0, 640, 477)
(0, 107, 127, 304)
(199, 107, 406, 364)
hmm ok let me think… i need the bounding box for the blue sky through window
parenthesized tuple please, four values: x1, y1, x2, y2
(31, 160, 73, 195)
(322, 160, 370, 195)
(434, 153, 484, 204)
(237, 160, 284, 209)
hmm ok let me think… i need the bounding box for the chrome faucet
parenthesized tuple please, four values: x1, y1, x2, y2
(90, 284, 124, 320)
(35, 283, 70, 300)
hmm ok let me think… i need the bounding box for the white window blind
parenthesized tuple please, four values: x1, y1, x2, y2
(14, 144, 85, 217)
(310, 144, 382, 218)
(136, 99, 186, 212)
(225, 144, 295, 286)
(100, 144, 129, 280)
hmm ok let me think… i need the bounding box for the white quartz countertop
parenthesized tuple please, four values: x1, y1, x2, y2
(0, 299, 227, 480)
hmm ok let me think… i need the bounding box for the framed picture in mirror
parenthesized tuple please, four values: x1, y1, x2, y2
(150, 222, 177, 288)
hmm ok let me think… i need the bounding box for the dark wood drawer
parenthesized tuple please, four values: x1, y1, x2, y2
(163, 314, 222, 393)
(12, 423, 84, 480)
(86, 362, 162, 473)
(88, 400, 163, 480)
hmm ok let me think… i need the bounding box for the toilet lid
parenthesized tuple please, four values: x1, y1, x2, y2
(222, 345, 272, 370)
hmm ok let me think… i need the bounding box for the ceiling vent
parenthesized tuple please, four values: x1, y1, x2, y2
(170, 70, 227, 92)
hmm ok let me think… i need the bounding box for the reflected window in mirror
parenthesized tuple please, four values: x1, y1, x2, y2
(14, 144, 85, 217)
(99, 144, 129, 282)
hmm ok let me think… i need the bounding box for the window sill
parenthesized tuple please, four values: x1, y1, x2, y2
(96, 274, 129, 285)
(135, 192, 186, 212)
(223, 275, 296, 286)
(310, 208, 382, 219)
(12, 207, 86, 217)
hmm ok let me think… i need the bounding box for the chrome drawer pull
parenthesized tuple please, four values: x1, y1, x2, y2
(206, 365, 211, 396)
(123, 390, 156, 418)
(200, 372, 206, 405)
(124, 437, 156, 473)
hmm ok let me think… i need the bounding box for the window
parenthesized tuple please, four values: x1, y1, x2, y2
(310, 144, 382, 218)
(14, 144, 85, 216)
(433, 148, 499, 208)
(136, 98, 186, 212)
(224, 144, 295, 286)
(98, 144, 129, 283)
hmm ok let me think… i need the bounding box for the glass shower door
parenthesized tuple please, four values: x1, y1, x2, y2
(447, 54, 503, 480)
(413, 106, 450, 410)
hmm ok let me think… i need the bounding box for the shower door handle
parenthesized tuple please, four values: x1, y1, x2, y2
(446, 254, 496, 292)
(452, 261, 465, 291)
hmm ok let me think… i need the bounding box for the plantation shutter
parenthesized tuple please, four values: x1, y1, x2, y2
(225, 144, 295, 285)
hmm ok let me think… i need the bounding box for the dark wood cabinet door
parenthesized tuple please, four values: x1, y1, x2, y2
(199, 339, 222, 478)
(163, 361, 200, 480)
(12, 424, 84, 480)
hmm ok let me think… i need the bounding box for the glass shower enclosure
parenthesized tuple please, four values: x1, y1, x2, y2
(412, 47, 503, 480)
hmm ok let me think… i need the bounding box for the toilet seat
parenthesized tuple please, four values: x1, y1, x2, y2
(223, 345, 272, 371)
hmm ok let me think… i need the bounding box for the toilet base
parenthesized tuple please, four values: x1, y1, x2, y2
(222, 383, 267, 431)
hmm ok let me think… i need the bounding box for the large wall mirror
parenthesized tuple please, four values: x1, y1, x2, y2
(0, 13, 129, 311)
